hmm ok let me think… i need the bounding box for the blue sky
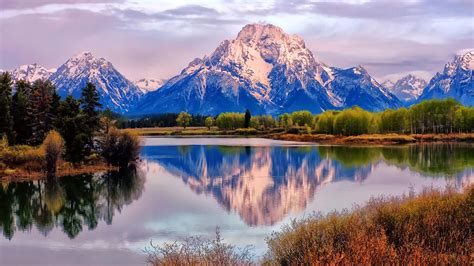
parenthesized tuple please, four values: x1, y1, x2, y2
(0, 0, 472, 81)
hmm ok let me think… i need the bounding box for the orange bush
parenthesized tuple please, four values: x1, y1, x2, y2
(264, 186, 473, 264)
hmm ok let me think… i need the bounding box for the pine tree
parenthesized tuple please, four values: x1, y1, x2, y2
(244, 109, 251, 128)
(80, 82, 101, 155)
(0, 72, 13, 142)
(12, 80, 31, 144)
(27, 80, 56, 145)
(56, 96, 87, 163)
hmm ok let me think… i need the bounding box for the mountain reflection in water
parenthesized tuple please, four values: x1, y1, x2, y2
(142, 144, 474, 226)
(0, 167, 145, 240)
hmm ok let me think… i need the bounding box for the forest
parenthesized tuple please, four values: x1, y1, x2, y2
(0, 72, 140, 178)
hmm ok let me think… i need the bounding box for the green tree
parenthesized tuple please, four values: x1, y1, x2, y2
(291, 111, 313, 127)
(278, 113, 293, 129)
(205, 116, 214, 130)
(12, 80, 31, 144)
(315, 111, 337, 134)
(215, 113, 245, 130)
(244, 109, 251, 128)
(80, 83, 102, 154)
(28, 80, 56, 145)
(0, 72, 13, 142)
(56, 96, 87, 163)
(176, 112, 192, 129)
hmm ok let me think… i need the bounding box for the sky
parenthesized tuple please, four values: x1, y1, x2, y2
(0, 0, 472, 82)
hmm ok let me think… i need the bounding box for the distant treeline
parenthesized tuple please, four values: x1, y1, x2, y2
(122, 99, 474, 135)
(120, 113, 207, 128)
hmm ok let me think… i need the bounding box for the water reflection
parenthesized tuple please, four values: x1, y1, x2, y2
(143, 143, 474, 226)
(0, 167, 145, 240)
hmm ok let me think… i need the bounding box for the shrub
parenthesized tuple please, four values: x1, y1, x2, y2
(264, 186, 473, 264)
(42, 130, 64, 173)
(146, 228, 254, 265)
(286, 127, 300, 134)
(101, 128, 141, 167)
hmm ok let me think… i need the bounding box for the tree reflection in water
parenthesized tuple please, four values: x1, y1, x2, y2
(0, 167, 145, 240)
(143, 143, 474, 226)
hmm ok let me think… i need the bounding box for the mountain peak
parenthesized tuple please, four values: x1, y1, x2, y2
(50, 52, 142, 113)
(10, 63, 54, 83)
(388, 74, 427, 103)
(237, 24, 285, 42)
(418, 51, 473, 106)
(455, 50, 473, 70)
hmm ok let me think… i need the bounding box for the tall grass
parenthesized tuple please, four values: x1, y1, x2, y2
(264, 186, 473, 264)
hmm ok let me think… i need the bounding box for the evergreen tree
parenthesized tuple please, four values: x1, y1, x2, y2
(28, 80, 56, 145)
(244, 109, 251, 128)
(50, 91, 61, 127)
(12, 80, 31, 144)
(80, 82, 101, 154)
(0, 72, 13, 142)
(56, 96, 87, 163)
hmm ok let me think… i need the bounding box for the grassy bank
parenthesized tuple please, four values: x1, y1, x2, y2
(270, 133, 474, 144)
(130, 126, 474, 145)
(0, 162, 117, 182)
(264, 186, 473, 264)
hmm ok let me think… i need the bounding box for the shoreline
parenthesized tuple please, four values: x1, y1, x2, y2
(0, 163, 118, 182)
(136, 129, 474, 145)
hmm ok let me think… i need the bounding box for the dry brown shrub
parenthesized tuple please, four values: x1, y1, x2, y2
(264, 186, 473, 265)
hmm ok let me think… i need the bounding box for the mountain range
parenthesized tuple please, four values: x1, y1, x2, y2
(135, 24, 401, 115)
(417, 51, 474, 106)
(2, 24, 473, 114)
(382, 74, 427, 103)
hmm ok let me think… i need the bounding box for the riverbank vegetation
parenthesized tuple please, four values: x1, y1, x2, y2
(0, 72, 140, 179)
(124, 99, 473, 143)
(145, 186, 473, 265)
(264, 186, 473, 264)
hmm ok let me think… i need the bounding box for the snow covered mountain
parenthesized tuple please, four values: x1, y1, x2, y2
(135, 24, 400, 115)
(325, 66, 401, 111)
(418, 51, 474, 106)
(383, 74, 427, 103)
(50, 52, 143, 113)
(8, 63, 55, 83)
(134, 78, 166, 93)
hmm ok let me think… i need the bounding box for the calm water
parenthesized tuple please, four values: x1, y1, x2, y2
(1, 138, 473, 265)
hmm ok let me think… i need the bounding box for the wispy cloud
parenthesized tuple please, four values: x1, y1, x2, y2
(0, 0, 472, 81)
(0, 0, 123, 10)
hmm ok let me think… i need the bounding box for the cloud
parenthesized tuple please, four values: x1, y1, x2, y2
(0, 8, 232, 80)
(264, 0, 474, 19)
(0, 0, 472, 81)
(0, 0, 123, 10)
(163, 5, 220, 16)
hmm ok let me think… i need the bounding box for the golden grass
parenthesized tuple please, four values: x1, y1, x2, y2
(270, 133, 474, 145)
(264, 186, 473, 265)
(0, 161, 117, 182)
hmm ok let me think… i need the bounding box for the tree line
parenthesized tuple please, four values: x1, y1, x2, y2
(125, 100, 474, 135)
(0, 72, 139, 171)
